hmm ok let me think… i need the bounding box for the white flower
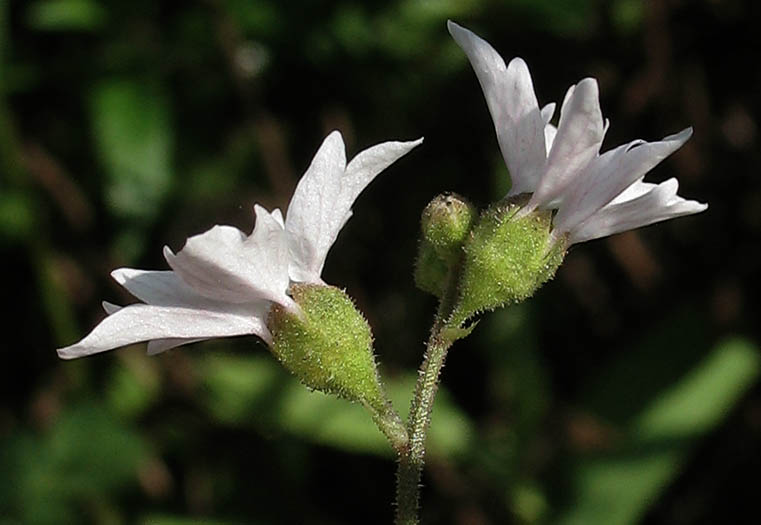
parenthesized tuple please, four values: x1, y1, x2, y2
(447, 21, 707, 245)
(58, 131, 423, 359)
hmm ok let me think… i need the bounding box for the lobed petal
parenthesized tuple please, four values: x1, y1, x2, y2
(553, 128, 693, 235)
(284, 131, 347, 283)
(544, 124, 558, 153)
(111, 268, 226, 308)
(285, 131, 421, 283)
(569, 178, 707, 244)
(164, 206, 292, 307)
(541, 102, 556, 125)
(57, 303, 271, 360)
(447, 21, 546, 195)
(530, 78, 605, 209)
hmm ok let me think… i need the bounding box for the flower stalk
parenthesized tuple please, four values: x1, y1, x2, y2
(395, 258, 466, 524)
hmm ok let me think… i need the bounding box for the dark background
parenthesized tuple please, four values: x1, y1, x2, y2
(1, 0, 759, 523)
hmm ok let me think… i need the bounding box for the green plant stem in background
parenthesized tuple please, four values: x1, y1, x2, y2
(395, 269, 466, 524)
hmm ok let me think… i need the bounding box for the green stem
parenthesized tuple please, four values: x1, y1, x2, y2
(394, 328, 454, 524)
(394, 270, 464, 524)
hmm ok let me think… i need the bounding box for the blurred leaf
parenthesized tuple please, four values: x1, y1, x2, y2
(27, 0, 106, 32)
(106, 352, 161, 419)
(36, 249, 79, 344)
(224, 0, 281, 36)
(0, 190, 36, 241)
(557, 337, 760, 525)
(199, 353, 474, 458)
(0, 402, 148, 524)
(91, 79, 173, 224)
(508, 0, 597, 36)
(611, 0, 644, 36)
(332, 5, 373, 57)
(396, 0, 484, 26)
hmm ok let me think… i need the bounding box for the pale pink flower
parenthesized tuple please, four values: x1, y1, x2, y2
(58, 131, 422, 359)
(448, 21, 706, 245)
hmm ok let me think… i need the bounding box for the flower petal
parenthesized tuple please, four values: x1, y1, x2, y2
(541, 103, 558, 151)
(544, 124, 558, 153)
(164, 206, 291, 306)
(553, 128, 693, 235)
(271, 208, 285, 228)
(569, 178, 707, 244)
(541, 103, 556, 124)
(530, 78, 605, 209)
(608, 178, 657, 205)
(57, 304, 271, 359)
(146, 338, 207, 355)
(285, 131, 422, 283)
(102, 301, 121, 314)
(447, 21, 546, 195)
(284, 131, 346, 283)
(111, 268, 227, 308)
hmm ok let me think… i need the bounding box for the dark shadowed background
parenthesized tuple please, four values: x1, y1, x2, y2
(1, 0, 759, 523)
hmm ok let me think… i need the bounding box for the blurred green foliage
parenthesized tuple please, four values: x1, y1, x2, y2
(2, 0, 759, 523)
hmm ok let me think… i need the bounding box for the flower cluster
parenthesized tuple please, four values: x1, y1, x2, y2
(447, 21, 707, 247)
(59, 22, 707, 364)
(58, 132, 422, 359)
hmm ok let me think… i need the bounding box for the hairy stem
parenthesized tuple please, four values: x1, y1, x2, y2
(394, 269, 463, 524)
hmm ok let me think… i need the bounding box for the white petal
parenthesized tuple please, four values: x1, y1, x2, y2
(164, 206, 292, 306)
(271, 208, 285, 228)
(146, 338, 207, 355)
(102, 301, 121, 314)
(284, 131, 346, 283)
(530, 78, 605, 209)
(112, 268, 226, 308)
(553, 128, 693, 235)
(541, 103, 558, 152)
(569, 178, 707, 244)
(447, 21, 546, 195)
(609, 178, 659, 205)
(544, 124, 558, 153)
(57, 304, 271, 360)
(285, 132, 422, 283)
(541, 103, 556, 125)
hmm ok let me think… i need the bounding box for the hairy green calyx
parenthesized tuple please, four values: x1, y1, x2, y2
(453, 201, 565, 323)
(268, 283, 406, 448)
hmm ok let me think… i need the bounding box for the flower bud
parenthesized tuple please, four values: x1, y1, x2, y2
(414, 239, 449, 298)
(453, 201, 565, 323)
(268, 283, 406, 447)
(421, 193, 476, 263)
(415, 193, 476, 297)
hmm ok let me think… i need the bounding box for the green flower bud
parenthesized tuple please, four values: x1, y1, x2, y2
(421, 193, 477, 263)
(268, 283, 406, 448)
(415, 193, 476, 298)
(414, 238, 449, 297)
(453, 200, 566, 323)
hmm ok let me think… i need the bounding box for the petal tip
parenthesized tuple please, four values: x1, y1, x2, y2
(324, 129, 345, 147)
(111, 267, 128, 284)
(102, 301, 121, 314)
(162, 245, 175, 263)
(57, 345, 81, 360)
(447, 19, 463, 34)
(665, 127, 693, 145)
